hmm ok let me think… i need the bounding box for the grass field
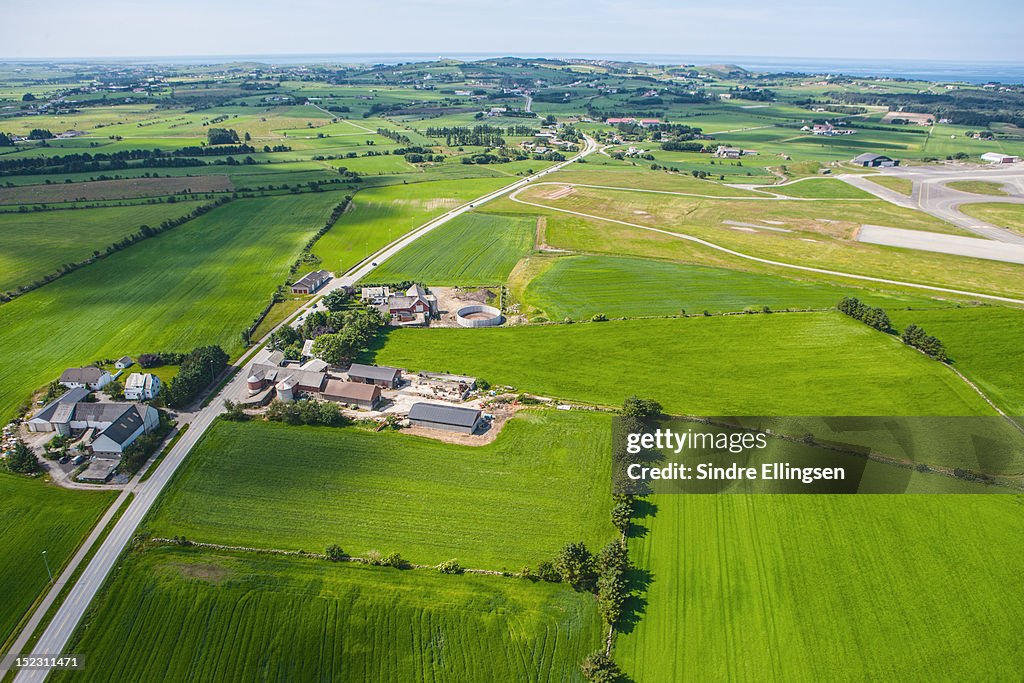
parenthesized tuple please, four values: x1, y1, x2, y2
(888, 306, 1024, 415)
(522, 254, 934, 319)
(864, 174, 913, 196)
(313, 178, 512, 271)
(945, 180, 1009, 196)
(0, 201, 204, 292)
(367, 313, 992, 417)
(615, 495, 1024, 683)
(960, 202, 1024, 235)
(55, 546, 602, 683)
(510, 186, 1024, 300)
(146, 411, 616, 569)
(0, 175, 232, 205)
(0, 192, 344, 421)
(0, 474, 115, 650)
(371, 212, 535, 285)
(762, 178, 875, 199)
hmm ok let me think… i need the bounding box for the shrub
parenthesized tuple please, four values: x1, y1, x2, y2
(6, 440, 41, 474)
(437, 559, 462, 574)
(535, 560, 561, 583)
(325, 544, 346, 562)
(580, 650, 622, 682)
(381, 552, 404, 568)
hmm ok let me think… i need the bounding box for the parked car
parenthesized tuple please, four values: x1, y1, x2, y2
(71, 454, 87, 466)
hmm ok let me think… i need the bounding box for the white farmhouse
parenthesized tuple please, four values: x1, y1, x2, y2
(59, 366, 112, 391)
(124, 373, 162, 401)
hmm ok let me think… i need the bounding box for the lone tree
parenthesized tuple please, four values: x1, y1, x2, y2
(6, 440, 41, 474)
(325, 544, 346, 561)
(621, 396, 662, 418)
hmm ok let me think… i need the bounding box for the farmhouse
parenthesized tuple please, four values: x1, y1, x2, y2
(981, 152, 1020, 164)
(59, 366, 112, 391)
(852, 153, 900, 168)
(124, 373, 162, 401)
(387, 283, 436, 322)
(714, 146, 742, 159)
(408, 402, 483, 434)
(361, 286, 391, 304)
(88, 404, 160, 457)
(809, 122, 855, 136)
(115, 356, 133, 370)
(291, 269, 331, 295)
(347, 363, 403, 388)
(321, 380, 382, 409)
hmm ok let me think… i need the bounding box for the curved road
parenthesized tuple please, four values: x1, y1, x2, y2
(10, 137, 598, 682)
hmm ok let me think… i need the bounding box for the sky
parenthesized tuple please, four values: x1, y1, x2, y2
(4, 0, 1023, 62)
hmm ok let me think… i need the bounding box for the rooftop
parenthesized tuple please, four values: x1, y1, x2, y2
(347, 363, 401, 382)
(408, 402, 481, 428)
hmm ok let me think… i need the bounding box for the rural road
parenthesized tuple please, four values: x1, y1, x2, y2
(510, 181, 1024, 306)
(9, 135, 598, 683)
(837, 165, 1024, 245)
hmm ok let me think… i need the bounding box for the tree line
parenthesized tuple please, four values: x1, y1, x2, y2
(165, 346, 230, 407)
(838, 297, 948, 362)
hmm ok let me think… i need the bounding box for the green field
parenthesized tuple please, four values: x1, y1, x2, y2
(371, 212, 535, 285)
(147, 412, 616, 569)
(616, 495, 1024, 682)
(0, 474, 115, 650)
(888, 306, 1024, 414)
(864, 174, 913, 196)
(763, 178, 875, 199)
(945, 180, 1009, 196)
(0, 202, 203, 292)
(55, 546, 602, 683)
(367, 313, 992, 418)
(960, 202, 1024, 235)
(313, 178, 512, 271)
(0, 192, 343, 421)
(522, 254, 933, 319)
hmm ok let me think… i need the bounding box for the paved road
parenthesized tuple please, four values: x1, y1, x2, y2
(838, 164, 1024, 245)
(10, 137, 598, 683)
(510, 181, 1024, 306)
(857, 224, 1024, 264)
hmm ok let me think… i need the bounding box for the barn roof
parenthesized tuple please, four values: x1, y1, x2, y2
(408, 402, 481, 428)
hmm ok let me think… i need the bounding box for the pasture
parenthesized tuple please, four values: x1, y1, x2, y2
(522, 254, 933, 319)
(146, 411, 616, 569)
(0, 175, 232, 204)
(616, 495, 1024, 683)
(763, 178, 874, 199)
(367, 313, 992, 418)
(54, 546, 602, 683)
(0, 201, 204, 292)
(888, 306, 1024, 415)
(0, 474, 115, 650)
(371, 212, 535, 285)
(313, 178, 511, 271)
(0, 192, 344, 421)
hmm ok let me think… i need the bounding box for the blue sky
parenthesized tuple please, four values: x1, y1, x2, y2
(4, 0, 1022, 61)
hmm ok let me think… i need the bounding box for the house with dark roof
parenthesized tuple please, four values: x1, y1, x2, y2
(115, 356, 134, 370)
(291, 270, 331, 295)
(59, 366, 112, 391)
(28, 397, 159, 455)
(90, 405, 160, 456)
(408, 402, 483, 434)
(387, 284, 436, 322)
(322, 380, 382, 409)
(346, 363, 403, 388)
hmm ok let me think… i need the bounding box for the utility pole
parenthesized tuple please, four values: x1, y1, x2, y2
(42, 550, 52, 583)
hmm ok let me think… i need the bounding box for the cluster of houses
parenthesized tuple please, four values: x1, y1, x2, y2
(25, 357, 164, 471)
(520, 129, 576, 154)
(803, 122, 855, 136)
(244, 352, 485, 434)
(606, 117, 661, 127)
(361, 284, 437, 325)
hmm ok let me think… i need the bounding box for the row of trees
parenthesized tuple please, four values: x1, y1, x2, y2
(902, 324, 949, 362)
(165, 346, 229, 407)
(837, 296, 892, 332)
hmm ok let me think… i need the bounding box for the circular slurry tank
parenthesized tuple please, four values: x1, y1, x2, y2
(456, 304, 504, 328)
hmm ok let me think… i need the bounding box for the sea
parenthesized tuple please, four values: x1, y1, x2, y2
(6, 53, 1023, 85)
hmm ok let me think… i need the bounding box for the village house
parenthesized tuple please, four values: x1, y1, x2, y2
(346, 363, 403, 389)
(59, 366, 112, 391)
(27, 397, 159, 456)
(387, 283, 436, 323)
(291, 269, 331, 295)
(714, 145, 742, 159)
(124, 373, 162, 401)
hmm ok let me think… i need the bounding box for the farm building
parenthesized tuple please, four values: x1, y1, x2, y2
(246, 363, 327, 400)
(115, 356, 134, 370)
(347, 363, 403, 388)
(408, 402, 483, 434)
(852, 153, 900, 168)
(387, 284, 436, 322)
(980, 152, 1020, 164)
(28, 399, 159, 456)
(27, 387, 90, 432)
(714, 146, 742, 159)
(810, 122, 855, 136)
(291, 269, 331, 295)
(124, 373, 162, 401)
(59, 366, 112, 391)
(361, 286, 391, 304)
(322, 380, 382, 409)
